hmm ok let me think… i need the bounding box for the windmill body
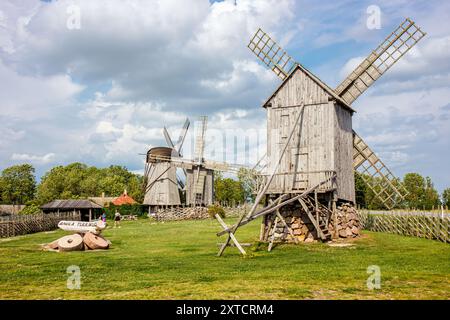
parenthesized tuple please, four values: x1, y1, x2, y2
(143, 147, 181, 207)
(262, 64, 355, 203)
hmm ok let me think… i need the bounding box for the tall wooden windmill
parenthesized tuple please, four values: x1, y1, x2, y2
(248, 18, 425, 210)
(216, 18, 426, 255)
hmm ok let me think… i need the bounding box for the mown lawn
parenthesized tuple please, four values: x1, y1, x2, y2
(0, 217, 449, 300)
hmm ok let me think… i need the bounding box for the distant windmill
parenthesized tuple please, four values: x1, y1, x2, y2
(145, 116, 247, 208)
(143, 119, 190, 208)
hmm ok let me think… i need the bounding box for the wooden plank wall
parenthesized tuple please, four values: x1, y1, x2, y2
(186, 168, 214, 206)
(265, 68, 354, 202)
(143, 162, 181, 206)
(334, 104, 355, 202)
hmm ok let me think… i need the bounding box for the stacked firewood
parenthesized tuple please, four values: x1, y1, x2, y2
(44, 232, 111, 252)
(328, 203, 361, 238)
(264, 203, 360, 243)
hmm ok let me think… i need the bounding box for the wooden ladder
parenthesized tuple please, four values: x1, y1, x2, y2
(298, 197, 331, 241)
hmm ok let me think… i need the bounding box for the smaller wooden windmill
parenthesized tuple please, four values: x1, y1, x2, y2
(185, 116, 214, 206)
(145, 116, 246, 208)
(143, 119, 190, 208)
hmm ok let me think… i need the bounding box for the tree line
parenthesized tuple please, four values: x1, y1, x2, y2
(0, 163, 449, 210)
(0, 163, 144, 207)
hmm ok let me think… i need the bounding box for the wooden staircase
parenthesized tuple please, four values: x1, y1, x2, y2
(298, 196, 332, 241)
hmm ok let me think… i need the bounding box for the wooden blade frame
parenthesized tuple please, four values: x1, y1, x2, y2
(353, 131, 408, 210)
(248, 28, 298, 81)
(194, 116, 207, 162)
(336, 18, 426, 105)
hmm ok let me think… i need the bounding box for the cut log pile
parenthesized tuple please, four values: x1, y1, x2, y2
(263, 202, 360, 243)
(328, 203, 361, 239)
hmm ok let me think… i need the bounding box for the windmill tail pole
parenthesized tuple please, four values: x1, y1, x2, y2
(216, 102, 305, 256)
(244, 101, 305, 220)
(216, 174, 336, 237)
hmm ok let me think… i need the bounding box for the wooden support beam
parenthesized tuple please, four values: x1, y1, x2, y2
(215, 214, 246, 256)
(268, 216, 279, 252)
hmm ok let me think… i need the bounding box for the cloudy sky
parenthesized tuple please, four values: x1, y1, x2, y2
(0, 0, 449, 192)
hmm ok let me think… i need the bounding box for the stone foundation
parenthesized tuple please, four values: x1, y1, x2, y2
(262, 202, 361, 243)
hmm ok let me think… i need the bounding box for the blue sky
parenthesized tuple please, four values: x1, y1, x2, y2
(0, 0, 449, 193)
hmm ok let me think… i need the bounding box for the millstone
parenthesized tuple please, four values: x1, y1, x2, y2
(83, 232, 109, 250)
(58, 234, 84, 252)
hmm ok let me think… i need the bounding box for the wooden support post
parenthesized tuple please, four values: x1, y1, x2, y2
(268, 216, 279, 252)
(89, 208, 92, 222)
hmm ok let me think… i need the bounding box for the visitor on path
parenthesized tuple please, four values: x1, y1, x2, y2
(102, 212, 107, 223)
(114, 210, 121, 228)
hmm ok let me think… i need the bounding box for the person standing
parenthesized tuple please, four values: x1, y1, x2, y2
(114, 210, 121, 228)
(102, 211, 107, 223)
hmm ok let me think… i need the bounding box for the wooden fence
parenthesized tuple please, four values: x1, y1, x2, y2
(0, 211, 81, 238)
(357, 210, 450, 243)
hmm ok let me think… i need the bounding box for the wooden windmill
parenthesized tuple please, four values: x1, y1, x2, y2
(185, 116, 214, 206)
(216, 18, 426, 255)
(145, 116, 246, 208)
(143, 119, 190, 208)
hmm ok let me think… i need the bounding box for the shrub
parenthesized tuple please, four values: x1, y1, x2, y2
(103, 204, 147, 219)
(208, 204, 226, 219)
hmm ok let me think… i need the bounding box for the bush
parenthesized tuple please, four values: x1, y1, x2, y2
(207, 204, 226, 219)
(103, 204, 147, 220)
(19, 204, 41, 215)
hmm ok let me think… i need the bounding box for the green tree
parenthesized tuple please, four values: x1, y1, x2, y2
(0, 164, 36, 204)
(237, 167, 258, 202)
(423, 177, 439, 209)
(403, 173, 426, 209)
(442, 188, 450, 208)
(214, 173, 245, 205)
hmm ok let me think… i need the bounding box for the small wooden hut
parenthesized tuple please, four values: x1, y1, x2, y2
(41, 200, 102, 221)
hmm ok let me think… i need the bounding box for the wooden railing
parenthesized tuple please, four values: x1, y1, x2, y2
(255, 170, 336, 194)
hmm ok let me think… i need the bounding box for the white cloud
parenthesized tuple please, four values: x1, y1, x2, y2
(11, 152, 55, 164)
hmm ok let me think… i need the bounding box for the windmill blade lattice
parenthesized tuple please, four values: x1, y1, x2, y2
(248, 28, 298, 81)
(336, 18, 426, 105)
(353, 131, 408, 209)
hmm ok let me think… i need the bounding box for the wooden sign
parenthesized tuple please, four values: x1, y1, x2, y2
(58, 220, 106, 234)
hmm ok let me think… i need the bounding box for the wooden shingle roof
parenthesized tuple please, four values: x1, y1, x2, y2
(41, 199, 102, 210)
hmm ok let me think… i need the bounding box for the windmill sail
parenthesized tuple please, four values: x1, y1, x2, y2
(353, 131, 408, 209)
(336, 18, 426, 105)
(248, 28, 298, 81)
(194, 116, 208, 163)
(175, 118, 190, 154)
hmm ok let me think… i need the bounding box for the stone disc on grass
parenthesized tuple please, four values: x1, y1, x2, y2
(58, 234, 84, 252)
(83, 232, 109, 250)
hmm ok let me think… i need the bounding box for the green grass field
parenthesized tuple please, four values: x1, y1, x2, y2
(0, 218, 449, 300)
